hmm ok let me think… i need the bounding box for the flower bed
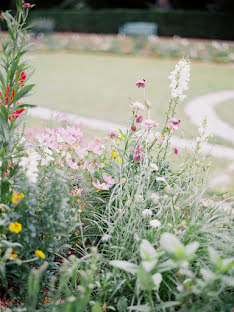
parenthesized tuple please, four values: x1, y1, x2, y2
(0, 3, 233, 312)
(1, 31, 234, 64)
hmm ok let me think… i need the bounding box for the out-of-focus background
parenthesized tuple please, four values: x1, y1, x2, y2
(1, 0, 234, 194)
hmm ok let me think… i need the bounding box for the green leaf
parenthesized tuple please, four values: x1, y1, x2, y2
(137, 265, 154, 291)
(92, 302, 103, 312)
(110, 260, 138, 274)
(12, 84, 35, 103)
(140, 239, 157, 261)
(127, 305, 151, 311)
(155, 301, 180, 310)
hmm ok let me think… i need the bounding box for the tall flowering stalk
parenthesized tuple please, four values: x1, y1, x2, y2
(0, 1, 34, 202)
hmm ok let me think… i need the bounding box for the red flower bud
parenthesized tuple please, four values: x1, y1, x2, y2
(22, 2, 31, 8)
(131, 126, 136, 131)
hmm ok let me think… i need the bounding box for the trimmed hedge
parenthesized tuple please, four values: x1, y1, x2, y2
(21, 9, 234, 40)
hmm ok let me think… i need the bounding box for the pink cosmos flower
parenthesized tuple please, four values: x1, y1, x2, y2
(131, 125, 136, 131)
(130, 101, 145, 111)
(108, 132, 118, 138)
(168, 119, 180, 131)
(155, 132, 164, 144)
(65, 155, 79, 170)
(103, 173, 115, 186)
(92, 180, 111, 191)
(173, 147, 179, 155)
(133, 146, 144, 162)
(136, 79, 147, 88)
(142, 119, 159, 130)
(136, 115, 143, 123)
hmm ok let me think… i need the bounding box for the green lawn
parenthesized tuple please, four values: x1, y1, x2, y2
(215, 99, 234, 128)
(29, 52, 234, 146)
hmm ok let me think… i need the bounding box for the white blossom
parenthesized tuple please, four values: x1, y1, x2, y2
(142, 209, 152, 217)
(151, 192, 160, 203)
(168, 58, 190, 101)
(19, 149, 40, 184)
(150, 219, 161, 228)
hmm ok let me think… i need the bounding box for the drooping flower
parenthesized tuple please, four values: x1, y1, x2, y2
(102, 173, 115, 186)
(136, 115, 143, 123)
(108, 132, 118, 138)
(168, 58, 190, 101)
(133, 146, 144, 162)
(173, 147, 179, 155)
(9, 222, 22, 234)
(22, 2, 31, 8)
(92, 180, 111, 191)
(130, 101, 145, 111)
(142, 119, 159, 130)
(142, 209, 152, 217)
(150, 219, 161, 228)
(168, 119, 180, 131)
(136, 79, 147, 88)
(34, 249, 46, 259)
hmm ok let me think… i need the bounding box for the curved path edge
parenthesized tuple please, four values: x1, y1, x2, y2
(29, 106, 234, 161)
(185, 90, 234, 144)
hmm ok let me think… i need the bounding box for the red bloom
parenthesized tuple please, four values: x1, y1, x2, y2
(19, 71, 27, 84)
(173, 147, 179, 155)
(131, 125, 137, 131)
(9, 108, 25, 121)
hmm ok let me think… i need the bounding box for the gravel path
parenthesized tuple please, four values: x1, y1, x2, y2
(29, 106, 234, 161)
(185, 90, 234, 144)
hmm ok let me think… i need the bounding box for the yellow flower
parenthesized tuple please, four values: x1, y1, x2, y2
(12, 192, 24, 205)
(34, 249, 46, 259)
(9, 222, 22, 234)
(10, 253, 18, 259)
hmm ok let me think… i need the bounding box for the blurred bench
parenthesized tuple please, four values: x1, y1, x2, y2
(119, 22, 158, 36)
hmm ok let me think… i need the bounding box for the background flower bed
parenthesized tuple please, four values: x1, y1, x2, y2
(1, 31, 234, 63)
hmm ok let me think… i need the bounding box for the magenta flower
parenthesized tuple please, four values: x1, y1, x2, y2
(92, 180, 111, 191)
(136, 79, 147, 88)
(108, 132, 118, 138)
(136, 115, 143, 123)
(142, 119, 159, 130)
(133, 146, 144, 162)
(131, 125, 136, 131)
(168, 119, 180, 131)
(22, 2, 31, 7)
(173, 147, 179, 155)
(103, 173, 115, 186)
(130, 101, 145, 111)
